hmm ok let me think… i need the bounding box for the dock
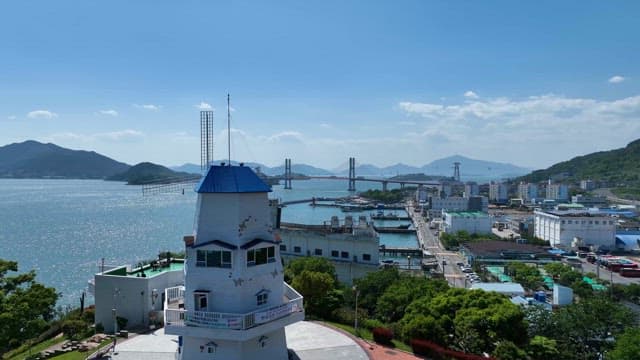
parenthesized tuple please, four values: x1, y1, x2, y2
(370, 215, 411, 221)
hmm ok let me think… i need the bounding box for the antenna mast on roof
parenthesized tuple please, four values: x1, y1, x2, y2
(227, 93, 231, 166)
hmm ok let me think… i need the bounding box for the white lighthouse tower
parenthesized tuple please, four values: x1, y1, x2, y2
(164, 165, 304, 360)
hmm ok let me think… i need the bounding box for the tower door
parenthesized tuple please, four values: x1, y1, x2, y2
(194, 292, 209, 311)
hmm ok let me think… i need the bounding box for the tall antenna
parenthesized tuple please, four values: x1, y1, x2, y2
(227, 93, 231, 166)
(200, 110, 214, 172)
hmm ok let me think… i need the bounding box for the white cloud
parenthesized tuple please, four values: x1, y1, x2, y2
(319, 123, 332, 129)
(609, 75, 625, 84)
(134, 104, 161, 111)
(48, 129, 145, 143)
(7, 115, 17, 120)
(27, 110, 58, 119)
(397, 94, 640, 167)
(266, 131, 304, 143)
(464, 90, 479, 99)
(95, 129, 145, 141)
(98, 109, 119, 117)
(196, 102, 213, 110)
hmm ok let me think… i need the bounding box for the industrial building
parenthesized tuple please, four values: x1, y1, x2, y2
(278, 216, 380, 284)
(442, 211, 492, 235)
(460, 240, 557, 265)
(580, 179, 596, 191)
(464, 182, 479, 198)
(533, 210, 616, 250)
(571, 194, 607, 207)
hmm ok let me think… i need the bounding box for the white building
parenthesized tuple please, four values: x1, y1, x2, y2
(464, 182, 479, 198)
(428, 196, 469, 219)
(442, 211, 493, 235)
(164, 165, 304, 360)
(489, 182, 508, 203)
(278, 215, 379, 284)
(90, 259, 185, 333)
(471, 282, 525, 297)
(534, 210, 616, 249)
(546, 182, 569, 201)
(580, 179, 596, 191)
(517, 182, 538, 203)
(415, 186, 429, 204)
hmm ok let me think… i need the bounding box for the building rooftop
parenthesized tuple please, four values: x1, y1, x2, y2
(196, 165, 271, 193)
(536, 209, 611, 217)
(444, 211, 489, 218)
(104, 260, 184, 278)
(462, 240, 552, 258)
(471, 282, 525, 294)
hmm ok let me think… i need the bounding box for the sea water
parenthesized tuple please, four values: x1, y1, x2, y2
(0, 178, 417, 306)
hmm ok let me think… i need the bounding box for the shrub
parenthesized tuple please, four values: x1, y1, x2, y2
(62, 319, 88, 340)
(361, 318, 385, 330)
(83, 308, 96, 323)
(372, 327, 394, 345)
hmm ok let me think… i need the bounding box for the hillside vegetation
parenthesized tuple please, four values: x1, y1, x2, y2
(0, 140, 130, 179)
(107, 162, 199, 185)
(519, 139, 640, 186)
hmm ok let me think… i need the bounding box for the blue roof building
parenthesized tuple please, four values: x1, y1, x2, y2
(196, 165, 272, 193)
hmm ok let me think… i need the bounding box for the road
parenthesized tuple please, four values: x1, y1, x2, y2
(580, 259, 640, 286)
(407, 202, 468, 288)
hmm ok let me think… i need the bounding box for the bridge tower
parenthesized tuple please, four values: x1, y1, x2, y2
(453, 162, 461, 182)
(284, 158, 292, 189)
(348, 157, 356, 191)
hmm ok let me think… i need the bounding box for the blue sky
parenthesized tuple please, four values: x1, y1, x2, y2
(1, 1, 639, 169)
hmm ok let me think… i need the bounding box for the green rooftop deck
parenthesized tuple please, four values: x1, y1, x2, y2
(105, 260, 185, 278)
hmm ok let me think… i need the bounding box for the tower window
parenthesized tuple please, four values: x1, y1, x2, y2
(280, 244, 287, 251)
(294, 246, 301, 253)
(314, 248, 323, 256)
(247, 246, 276, 267)
(341, 251, 349, 259)
(257, 292, 268, 306)
(331, 250, 339, 257)
(363, 254, 371, 261)
(196, 250, 232, 268)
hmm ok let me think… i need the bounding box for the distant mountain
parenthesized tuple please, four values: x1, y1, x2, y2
(108, 162, 199, 185)
(422, 155, 531, 180)
(0, 140, 130, 179)
(171, 161, 333, 176)
(518, 139, 640, 185)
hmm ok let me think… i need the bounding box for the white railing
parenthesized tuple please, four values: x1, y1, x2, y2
(164, 283, 303, 330)
(166, 286, 184, 304)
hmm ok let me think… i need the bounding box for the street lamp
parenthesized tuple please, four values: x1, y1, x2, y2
(407, 255, 411, 270)
(352, 285, 360, 335)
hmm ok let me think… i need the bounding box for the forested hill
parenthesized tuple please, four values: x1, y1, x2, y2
(107, 162, 200, 185)
(518, 139, 640, 185)
(0, 140, 130, 179)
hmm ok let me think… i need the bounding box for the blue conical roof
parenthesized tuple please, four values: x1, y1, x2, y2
(195, 165, 272, 193)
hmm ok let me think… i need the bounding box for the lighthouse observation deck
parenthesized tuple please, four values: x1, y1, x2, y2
(164, 282, 304, 340)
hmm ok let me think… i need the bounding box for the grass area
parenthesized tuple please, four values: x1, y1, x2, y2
(3, 336, 65, 360)
(324, 321, 413, 353)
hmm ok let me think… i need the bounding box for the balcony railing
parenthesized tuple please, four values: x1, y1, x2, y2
(164, 283, 303, 330)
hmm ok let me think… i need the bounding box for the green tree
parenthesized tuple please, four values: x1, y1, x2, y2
(291, 270, 336, 317)
(527, 336, 559, 360)
(492, 341, 527, 360)
(505, 262, 543, 290)
(284, 257, 337, 283)
(353, 267, 401, 314)
(0, 259, 58, 352)
(607, 327, 640, 360)
(529, 296, 635, 360)
(375, 277, 448, 323)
